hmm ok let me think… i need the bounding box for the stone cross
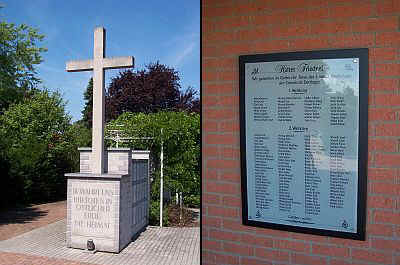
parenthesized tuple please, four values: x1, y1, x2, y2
(66, 27, 134, 174)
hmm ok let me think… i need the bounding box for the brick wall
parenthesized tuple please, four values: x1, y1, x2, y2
(202, 0, 400, 264)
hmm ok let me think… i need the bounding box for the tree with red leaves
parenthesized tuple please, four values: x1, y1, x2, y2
(104, 62, 199, 122)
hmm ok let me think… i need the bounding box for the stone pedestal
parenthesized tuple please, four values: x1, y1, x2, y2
(65, 148, 134, 253)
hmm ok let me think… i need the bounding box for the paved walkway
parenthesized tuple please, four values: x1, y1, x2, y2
(0, 200, 67, 241)
(0, 219, 200, 265)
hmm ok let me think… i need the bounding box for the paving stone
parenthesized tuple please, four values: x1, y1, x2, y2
(0, 219, 199, 265)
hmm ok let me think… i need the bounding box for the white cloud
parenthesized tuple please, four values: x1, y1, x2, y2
(171, 41, 196, 67)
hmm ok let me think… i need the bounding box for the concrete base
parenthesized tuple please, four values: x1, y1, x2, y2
(65, 173, 132, 253)
(65, 147, 134, 253)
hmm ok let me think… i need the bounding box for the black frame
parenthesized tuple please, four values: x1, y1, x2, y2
(239, 48, 368, 240)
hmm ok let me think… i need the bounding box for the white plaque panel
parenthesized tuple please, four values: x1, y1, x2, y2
(70, 180, 117, 240)
(239, 49, 368, 240)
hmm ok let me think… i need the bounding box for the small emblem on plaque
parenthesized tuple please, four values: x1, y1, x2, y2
(342, 220, 349, 229)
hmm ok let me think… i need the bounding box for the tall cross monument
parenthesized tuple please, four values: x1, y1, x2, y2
(66, 27, 134, 174)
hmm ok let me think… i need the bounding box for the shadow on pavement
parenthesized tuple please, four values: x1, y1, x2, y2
(0, 206, 48, 225)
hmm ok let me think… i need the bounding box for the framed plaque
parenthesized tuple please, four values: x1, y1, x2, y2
(239, 49, 368, 240)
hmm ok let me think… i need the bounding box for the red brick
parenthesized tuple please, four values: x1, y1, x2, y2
(269, 0, 308, 10)
(377, 0, 400, 15)
(375, 153, 400, 167)
(371, 238, 400, 251)
(312, 244, 349, 257)
(287, 8, 329, 24)
(222, 195, 241, 207)
(291, 253, 327, 265)
(210, 229, 241, 241)
(220, 172, 240, 182)
(368, 195, 395, 208)
(203, 251, 216, 264)
(368, 109, 396, 122)
(329, 259, 352, 265)
(368, 124, 375, 136)
(218, 95, 238, 106)
(202, 239, 222, 251)
(271, 24, 310, 39)
(236, 28, 269, 42)
(255, 248, 290, 262)
(371, 182, 400, 195)
(290, 232, 330, 243)
(352, 17, 398, 33)
(204, 57, 235, 69)
(219, 121, 239, 133)
(218, 43, 251, 56)
(206, 181, 238, 194)
(233, 3, 260, 15)
(240, 257, 272, 265)
(203, 70, 218, 82)
(202, 216, 222, 228)
(310, 20, 351, 35)
(289, 37, 330, 50)
(202, 19, 214, 33)
(329, 237, 370, 248)
(253, 11, 288, 26)
(328, 33, 374, 48)
(202, 227, 209, 238)
(374, 210, 400, 224)
(330, 4, 373, 19)
(205, 169, 218, 180)
(215, 253, 240, 265)
(241, 233, 274, 247)
(215, 16, 250, 31)
(307, 7, 330, 20)
(204, 6, 231, 18)
(205, 31, 235, 43)
(204, 146, 218, 157)
(204, 83, 235, 95)
(223, 242, 254, 256)
(376, 31, 400, 46)
(376, 63, 400, 77)
(351, 248, 393, 264)
(203, 121, 218, 132)
(274, 239, 310, 253)
(375, 94, 400, 106)
(207, 159, 240, 170)
(376, 123, 400, 136)
(369, 138, 397, 152)
(370, 78, 398, 92)
(367, 223, 394, 236)
(204, 193, 221, 204)
(219, 71, 236, 81)
(250, 39, 290, 53)
(370, 48, 398, 61)
(223, 219, 248, 232)
(206, 134, 236, 145)
(257, 227, 291, 238)
(203, 96, 219, 107)
(220, 147, 240, 159)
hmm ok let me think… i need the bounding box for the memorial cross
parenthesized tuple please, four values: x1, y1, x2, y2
(66, 27, 134, 174)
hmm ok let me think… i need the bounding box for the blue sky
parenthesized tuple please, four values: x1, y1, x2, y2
(1, 0, 200, 122)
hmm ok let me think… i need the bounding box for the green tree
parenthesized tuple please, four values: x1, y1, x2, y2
(0, 90, 77, 207)
(107, 111, 200, 198)
(81, 78, 93, 128)
(0, 21, 47, 112)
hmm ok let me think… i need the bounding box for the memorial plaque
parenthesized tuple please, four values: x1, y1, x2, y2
(239, 49, 368, 240)
(69, 179, 118, 250)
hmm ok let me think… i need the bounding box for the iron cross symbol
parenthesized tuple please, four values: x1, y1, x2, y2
(66, 27, 134, 174)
